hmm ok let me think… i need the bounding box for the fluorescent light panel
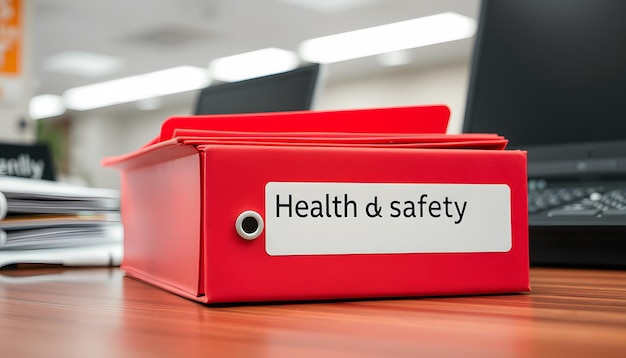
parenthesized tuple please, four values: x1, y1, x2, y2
(29, 94, 66, 120)
(209, 48, 299, 82)
(299, 12, 477, 64)
(279, 0, 378, 13)
(377, 50, 411, 67)
(63, 66, 209, 111)
(44, 51, 125, 78)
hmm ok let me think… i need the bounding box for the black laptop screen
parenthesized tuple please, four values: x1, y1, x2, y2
(194, 63, 321, 115)
(463, 0, 626, 150)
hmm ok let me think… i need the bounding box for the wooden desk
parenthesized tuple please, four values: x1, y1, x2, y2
(1, 267, 625, 357)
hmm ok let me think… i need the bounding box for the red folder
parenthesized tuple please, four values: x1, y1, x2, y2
(103, 105, 529, 304)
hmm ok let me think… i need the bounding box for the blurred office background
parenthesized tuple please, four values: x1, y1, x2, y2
(2, 0, 480, 189)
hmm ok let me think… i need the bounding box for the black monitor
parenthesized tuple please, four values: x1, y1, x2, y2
(194, 63, 322, 115)
(463, 0, 626, 178)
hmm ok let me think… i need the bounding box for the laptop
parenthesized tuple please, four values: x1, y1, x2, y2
(463, 0, 626, 268)
(194, 63, 322, 115)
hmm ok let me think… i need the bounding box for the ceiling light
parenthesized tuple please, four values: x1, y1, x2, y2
(377, 50, 411, 67)
(44, 51, 125, 78)
(279, 0, 377, 13)
(209, 48, 299, 82)
(63, 66, 209, 111)
(299, 12, 477, 64)
(29, 94, 66, 120)
(135, 97, 163, 111)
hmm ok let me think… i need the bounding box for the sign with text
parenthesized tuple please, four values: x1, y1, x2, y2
(265, 182, 512, 256)
(0, 0, 22, 75)
(0, 143, 56, 180)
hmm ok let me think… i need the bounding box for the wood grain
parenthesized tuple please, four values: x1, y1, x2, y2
(1, 267, 625, 357)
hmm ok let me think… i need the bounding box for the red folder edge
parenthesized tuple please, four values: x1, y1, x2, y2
(159, 105, 450, 142)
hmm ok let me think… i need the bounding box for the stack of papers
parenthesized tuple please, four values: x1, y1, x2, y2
(0, 176, 122, 268)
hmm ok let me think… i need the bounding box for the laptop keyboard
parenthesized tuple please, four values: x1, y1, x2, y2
(527, 180, 626, 268)
(528, 181, 626, 222)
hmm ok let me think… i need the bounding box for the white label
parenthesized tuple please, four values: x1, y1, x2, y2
(264, 182, 512, 256)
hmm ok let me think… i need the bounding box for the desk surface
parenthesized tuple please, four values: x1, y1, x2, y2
(1, 267, 625, 357)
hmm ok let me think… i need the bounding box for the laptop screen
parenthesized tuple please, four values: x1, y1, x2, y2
(194, 63, 322, 115)
(463, 0, 626, 178)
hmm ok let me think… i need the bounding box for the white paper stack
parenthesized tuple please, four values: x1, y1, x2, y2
(0, 176, 122, 268)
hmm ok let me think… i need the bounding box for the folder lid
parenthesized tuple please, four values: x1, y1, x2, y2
(158, 105, 450, 143)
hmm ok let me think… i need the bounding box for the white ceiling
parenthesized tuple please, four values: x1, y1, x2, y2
(32, 0, 481, 97)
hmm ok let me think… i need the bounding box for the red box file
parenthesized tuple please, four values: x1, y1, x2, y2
(103, 105, 529, 304)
